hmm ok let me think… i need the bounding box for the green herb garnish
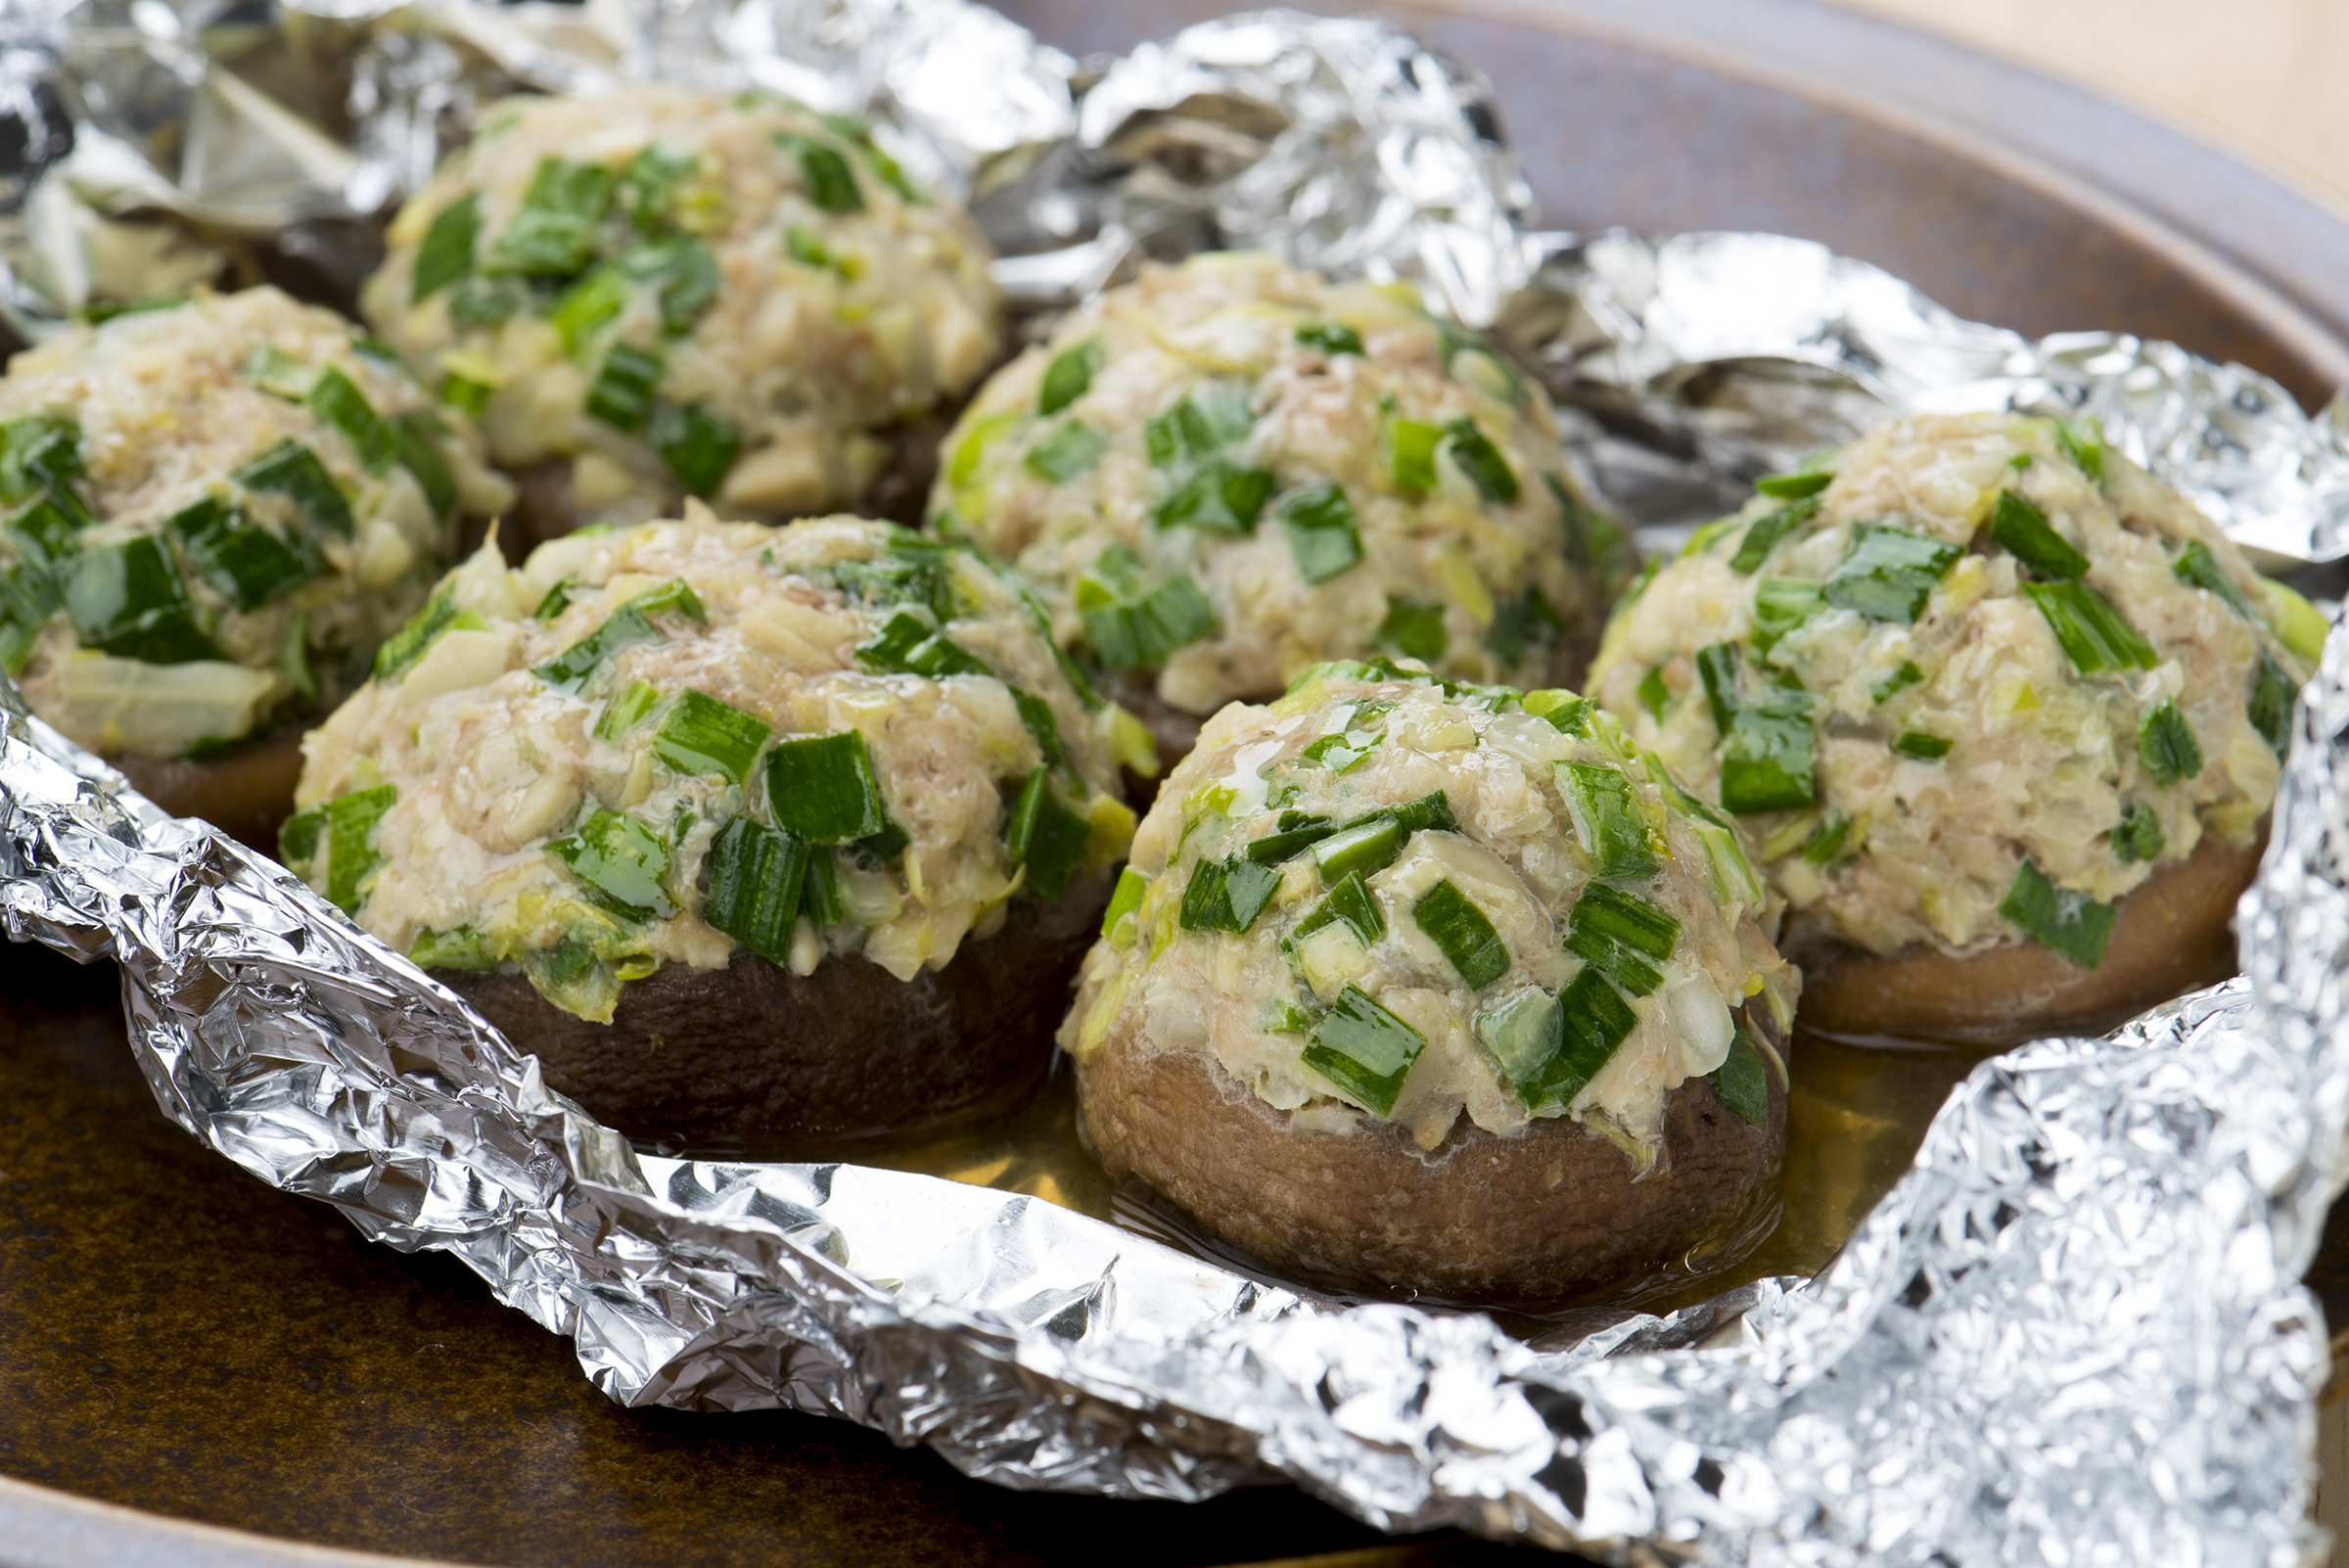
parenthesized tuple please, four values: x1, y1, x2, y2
(487, 158, 616, 277)
(1893, 730, 1952, 760)
(1038, 339, 1103, 416)
(1025, 421, 1106, 484)
(412, 194, 480, 301)
(1999, 858, 2114, 968)
(653, 689, 772, 786)
(549, 808, 675, 920)
(764, 729, 890, 844)
(1178, 854, 1281, 936)
(1823, 524, 1960, 623)
(1295, 322, 1363, 355)
(165, 497, 312, 614)
(1562, 882, 1677, 997)
(1301, 984, 1427, 1117)
(1518, 967, 1636, 1110)
(1709, 1030, 1770, 1127)
(1728, 496, 1819, 574)
(324, 784, 397, 915)
(1378, 599, 1447, 662)
(1986, 489, 2088, 579)
(1412, 880, 1509, 989)
(2135, 697, 2202, 786)
(1557, 762, 1660, 878)
(2020, 580, 2158, 674)
(703, 816, 809, 966)
(233, 440, 351, 537)
(586, 344, 664, 432)
(1277, 483, 1365, 584)
(61, 536, 220, 664)
(2113, 799, 2164, 865)
(1004, 769, 1092, 899)
(2171, 539, 2256, 620)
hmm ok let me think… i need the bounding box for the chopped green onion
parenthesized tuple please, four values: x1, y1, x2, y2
(1267, 1002, 1315, 1035)
(595, 678, 661, 743)
(1870, 662, 1923, 704)
(441, 374, 492, 414)
(1709, 1030, 1770, 1127)
(800, 845, 843, 926)
(1999, 857, 2115, 969)
(817, 117, 920, 202)
(1378, 599, 1447, 661)
(1377, 791, 1458, 836)
(487, 158, 617, 277)
(2135, 697, 2202, 786)
(2250, 649, 2297, 756)
(410, 926, 491, 970)
(1277, 483, 1365, 585)
(1412, 879, 1509, 988)
(786, 225, 853, 276)
(1823, 524, 1961, 623)
(703, 816, 809, 967)
(2113, 799, 2164, 865)
(531, 578, 705, 694)
(1151, 458, 1275, 534)
(393, 412, 459, 519)
(62, 537, 221, 664)
(1475, 988, 1562, 1086)
(233, 440, 352, 537)
(1802, 809, 1854, 864)
(1102, 865, 1149, 945)
(1178, 854, 1281, 935)
(1751, 576, 1823, 656)
(1294, 868, 1383, 945)
(777, 133, 862, 211)
(1037, 339, 1103, 415)
(1987, 489, 2088, 579)
(1025, 421, 1106, 483)
(1312, 816, 1405, 883)
(1143, 388, 1252, 468)
(412, 194, 479, 301)
(1728, 497, 1819, 574)
(647, 402, 740, 497)
(2050, 414, 2104, 483)
(0, 415, 80, 506)
(620, 234, 722, 334)
(549, 264, 632, 352)
(856, 609, 993, 678)
(5, 500, 79, 578)
(1557, 761, 1661, 878)
(654, 689, 772, 786)
(1562, 882, 1678, 997)
(2262, 578, 2328, 663)
(2020, 580, 2158, 673)
(1300, 728, 1380, 773)
(1011, 687, 1065, 763)
(165, 496, 312, 613)
(765, 729, 890, 844)
(243, 345, 317, 401)
(1893, 730, 1952, 760)
(1483, 585, 1562, 666)
(1004, 768, 1094, 899)
(278, 803, 327, 874)
(829, 535, 958, 621)
(550, 808, 675, 919)
(620, 142, 697, 230)
(1295, 322, 1363, 355)
(324, 784, 397, 914)
(1301, 984, 1427, 1117)
(533, 579, 577, 622)
(1444, 418, 1518, 503)
(586, 344, 664, 432)
(375, 583, 483, 682)
(448, 279, 522, 328)
(1718, 691, 1818, 813)
(1387, 419, 1443, 493)
(1521, 689, 1589, 734)
(1755, 470, 1831, 500)
(1076, 560, 1218, 670)
(305, 368, 398, 474)
(0, 559, 60, 645)
(1247, 811, 1335, 863)
(1519, 967, 1636, 1110)
(1635, 667, 1670, 719)
(2171, 539, 2256, 620)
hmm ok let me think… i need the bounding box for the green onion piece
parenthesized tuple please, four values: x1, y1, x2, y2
(1893, 730, 1952, 760)
(653, 689, 772, 785)
(0, 559, 60, 646)
(799, 845, 844, 926)
(703, 816, 809, 967)
(1004, 769, 1093, 899)
(1728, 497, 1819, 574)
(305, 368, 398, 474)
(324, 784, 397, 914)
(1709, 1030, 1770, 1127)
(1870, 662, 1924, 704)
(61, 537, 221, 664)
(1143, 388, 1252, 468)
(1556, 762, 1661, 878)
(1151, 458, 1275, 534)
(2020, 580, 2159, 673)
(1248, 811, 1335, 863)
(2114, 799, 2164, 865)
(1823, 523, 1961, 623)
(620, 142, 697, 230)
(1475, 988, 1562, 1086)
(1379, 791, 1459, 836)
(1695, 640, 1741, 732)
(549, 808, 675, 920)
(1562, 882, 1678, 997)
(1178, 854, 1281, 935)
(0, 415, 80, 506)
(595, 678, 661, 743)
(1755, 470, 1831, 500)
(1293, 868, 1384, 945)
(374, 583, 483, 682)
(530, 577, 704, 693)
(1387, 420, 1443, 494)
(487, 158, 617, 277)
(2171, 539, 2256, 620)
(1301, 984, 1427, 1117)
(1483, 585, 1562, 665)
(233, 440, 351, 537)
(786, 225, 850, 275)
(2262, 578, 2329, 663)
(819, 117, 919, 202)
(586, 344, 664, 433)
(4, 500, 80, 577)
(2050, 414, 2104, 483)
(1413, 879, 1509, 989)
(1521, 689, 1589, 734)
(1520, 966, 1636, 1110)
(1444, 418, 1518, 503)
(1267, 1002, 1314, 1035)
(1299, 729, 1379, 773)
(1312, 816, 1404, 883)
(448, 279, 522, 328)
(1038, 339, 1103, 415)
(243, 345, 317, 401)
(1101, 865, 1148, 945)
(777, 134, 862, 211)
(165, 497, 312, 613)
(2135, 697, 2202, 786)
(1011, 688, 1065, 763)
(1987, 489, 2089, 579)
(392, 412, 458, 519)
(1025, 421, 1106, 484)
(2250, 649, 2297, 756)
(1719, 691, 1819, 814)
(412, 194, 480, 301)
(441, 374, 491, 414)
(1076, 564, 1218, 670)
(1277, 483, 1366, 585)
(1635, 668, 1669, 719)
(280, 608, 315, 700)
(1999, 857, 2115, 969)
(1296, 322, 1364, 355)
(1802, 809, 1854, 864)
(549, 264, 632, 352)
(763, 729, 890, 845)
(1751, 576, 1823, 655)
(1378, 599, 1447, 661)
(277, 803, 327, 875)
(859, 817, 909, 862)
(410, 926, 491, 969)
(621, 234, 722, 334)
(648, 402, 740, 497)
(533, 580, 576, 622)
(855, 610, 993, 679)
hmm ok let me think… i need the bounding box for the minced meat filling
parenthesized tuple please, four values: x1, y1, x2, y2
(290, 511, 1133, 1023)
(1061, 662, 1799, 1157)
(934, 253, 1635, 717)
(1588, 411, 2320, 965)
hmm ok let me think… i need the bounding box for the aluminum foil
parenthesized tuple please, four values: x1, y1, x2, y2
(3, 1, 2349, 1562)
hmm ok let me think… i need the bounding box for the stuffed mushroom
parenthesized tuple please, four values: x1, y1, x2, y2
(365, 85, 1002, 547)
(0, 287, 509, 848)
(1063, 659, 1797, 1303)
(933, 253, 1633, 775)
(286, 510, 1135, 1152)
(1588, 411, 2325, 1044)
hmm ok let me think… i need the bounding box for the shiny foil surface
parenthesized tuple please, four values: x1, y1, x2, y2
(1, 2, 2346, 1562)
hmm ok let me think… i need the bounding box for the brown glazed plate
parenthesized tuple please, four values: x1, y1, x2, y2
(5, 2, 2348, 1564)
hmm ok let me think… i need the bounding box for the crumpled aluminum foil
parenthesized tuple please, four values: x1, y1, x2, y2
(2, 1, 2348, 1562)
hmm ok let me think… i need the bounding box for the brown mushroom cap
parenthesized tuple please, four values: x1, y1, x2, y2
(1076, 1002, 1790, 1305)
(1792, 825, 2262, 1046)
(115, 728, 307, 855)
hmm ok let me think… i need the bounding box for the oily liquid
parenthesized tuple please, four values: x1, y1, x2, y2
(837, 1028, 1999, 1333)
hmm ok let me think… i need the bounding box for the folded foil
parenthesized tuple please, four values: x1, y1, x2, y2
(2, 2, 2347, 1563)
